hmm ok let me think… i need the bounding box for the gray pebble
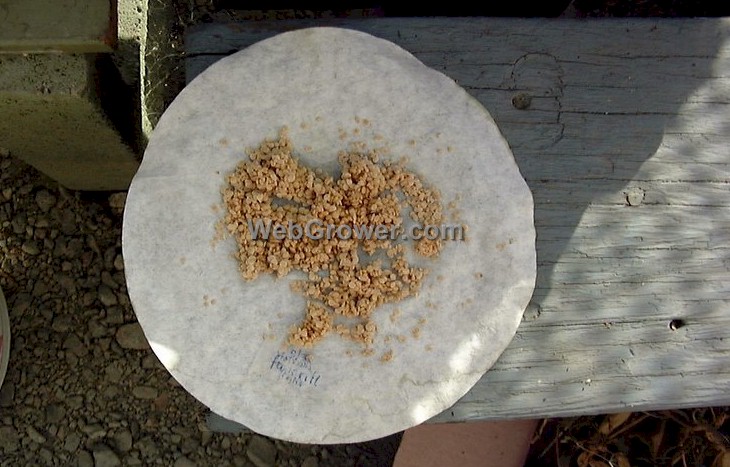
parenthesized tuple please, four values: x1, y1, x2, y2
(180, 437, 198, 455)
(88, 319, 109, 339)
(39, 447, 54, 463)
(113, 254, 124, 271)
(132, 386, 158, 400)
(76, 449, 94, 467)
(221, 437, 231, 450)
(123, 453, 143, 466)
(104, 363, 124, 383)
(22, 240, 40, 255)
(64, 432, 81, 452)
(82, 424, 106, 441)
(66, 396, 84, 410)
(113, 429, 133, 452)
(246, 435, 277, 467)
(108, 193, 127, 210)
(115, 323, 149, 350)
(63, 334, 87, 357)
(35, 190, 57, 212)
(92, 444, 121, 467)
(11, 293, 31, 314)
(0, 381, 14, 407)
(27, 425, 47, 443)
(140, 354, 161, 369)
(52, 315, 73, 333)
(98, 285, 118, 307)
(104, 307, 124, 325)
(11, 213, 26, 234)
(0, 425, 19, 452)
(45, 404, 66, 424)
(136, 436, 159, 459)
(101, 271, 119, 289)
(173, 456, 197, 467)
(65, 238, 85, 258)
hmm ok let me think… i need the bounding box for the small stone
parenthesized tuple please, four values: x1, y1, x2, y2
(11, 293, 31, 314)
(0, 382, 14, 407)
(105, 363, 124, 383)
(76, 449, 94, 467)
(141, 354, 160, 369)
(35, 190, 57, 212)
(200, 429, 213, 446)
(113, 254, 124, 271)
(11, 213, 26, 234)
(123, 453, 142, 466)
(27, 425, 47, 443)
(0, 426, 19, 452)
(32, 279, 50, 296)
(136, 436, 159, 459)
(82, 424, 106, 441)
(180, 437, 198, 455)
(63, 334, 87, 357)
(101, 271, 119, 289)
(52, 315, 73, 333)
(109, 192, 127, 210)
(55, 273, 76, 294)
(302, 456, 319, 467)
(132, 386, 158, 400)
(104, 307, 124, 325)
(89, 319, 109, 338)
(67, 396, 84, 409)
(64, 432, 81, 452)
(113, 429, 133, 452)
(102, 386, 120, 399)
(115, 323, 149, 350)
(21, 240, 40, 255)
(45, 404, 66, 424)
(221, 437, 231, 450)
(246, 436, 277, 467)
(60, 210, 78, 235)
(92, 444, 121, 467)
(98, 285, 118, 306)
(173, 456, 197, 467)
(39, 447, 53, 463)
(65, 238, 85, 258)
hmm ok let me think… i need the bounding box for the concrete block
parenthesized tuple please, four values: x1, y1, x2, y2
(0, 53, 139, 190)
(0, 0, 115, 53)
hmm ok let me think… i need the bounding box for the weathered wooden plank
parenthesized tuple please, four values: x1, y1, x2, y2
(533, 181, 730, 206)
(186, 19, 730, 421)
(438, 316, 730, 421)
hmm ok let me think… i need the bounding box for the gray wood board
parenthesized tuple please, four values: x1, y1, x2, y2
(185, 18, 730, 422)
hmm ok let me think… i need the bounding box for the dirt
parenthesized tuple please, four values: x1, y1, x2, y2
(0, 150, 400, 466)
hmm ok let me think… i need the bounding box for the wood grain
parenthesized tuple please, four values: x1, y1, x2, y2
(186, 18, 730, 421)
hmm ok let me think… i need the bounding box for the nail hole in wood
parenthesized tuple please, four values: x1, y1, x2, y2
(668, 319, 685, 331)
(512, 93, 532, 110)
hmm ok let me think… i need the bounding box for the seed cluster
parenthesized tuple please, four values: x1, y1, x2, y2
(222, 128, 444, 348)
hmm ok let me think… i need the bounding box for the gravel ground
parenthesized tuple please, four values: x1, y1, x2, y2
(0, 149, 399, 466)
